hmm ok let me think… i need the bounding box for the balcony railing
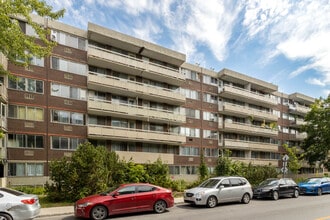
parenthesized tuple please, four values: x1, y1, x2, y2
(88, 72, 185, 104)
(88, 98, 186, 125)
(0, 83, 7, 103)
(219, 85, 277, 107)
(222, 139, 278, 151)
(232, 158, 279, 166)
(289, 104, 310, 115)
(88, 45, 185, 85)
(88, 125, 186, 145)
(218, 102, 278, 121)
(115, 151, 174, 164)
(220, 120, 278, 137)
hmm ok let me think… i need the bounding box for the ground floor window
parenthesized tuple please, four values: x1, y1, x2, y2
(169, 165, 198, 175)
(8, 163, 44, 176)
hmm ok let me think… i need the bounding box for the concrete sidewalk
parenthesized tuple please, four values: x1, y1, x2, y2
(37, 197, 184, 218)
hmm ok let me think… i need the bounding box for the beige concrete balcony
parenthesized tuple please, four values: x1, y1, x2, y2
(296, 132, 307, 140)
(0, 116, 7, 132)
(223, 139, 278, 152)
(0, 83, 8, 103)
(88, 73, 185, 105)
(88, 98, 185, 125)
(289, 104, 310, 115)
(233, 158, 278, 166)
(219, 85, 277, 107)
(116, 151, 174, 164)
(290, 118, 306, 127)
(220, 121, 278, 137)
(219, 102, 278, 121)
(88, 125, 186, 145)
(88, 45, 185, 86)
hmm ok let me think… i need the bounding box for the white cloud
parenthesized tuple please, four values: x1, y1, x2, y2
(242, 0, 330, 89)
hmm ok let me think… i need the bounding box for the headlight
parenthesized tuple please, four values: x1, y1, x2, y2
(195, 192, 205, 199)
(77, 202, 93, 208)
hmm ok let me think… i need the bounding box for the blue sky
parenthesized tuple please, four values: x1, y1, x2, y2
(46, 0, 330, 99)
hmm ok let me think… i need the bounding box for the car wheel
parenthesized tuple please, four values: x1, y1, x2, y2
(293, 189, 299, 198)
(154, 200, 167, 213)
(241, 193, 251, 204)
(0, 213, 13, 220)
(317, 188, 322, 196)
(90, 205, 108, 220)
(206, 196, 218, 208)
(272, 191, 279, 200)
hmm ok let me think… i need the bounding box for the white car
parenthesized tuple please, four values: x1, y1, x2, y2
(0, 187, 41, 220)
(184, 176, 253, 208)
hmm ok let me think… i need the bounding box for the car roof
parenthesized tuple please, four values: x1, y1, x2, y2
(119, 183, 157, 187)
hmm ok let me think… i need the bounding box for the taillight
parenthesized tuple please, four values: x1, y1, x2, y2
(21, 199, 36, 205)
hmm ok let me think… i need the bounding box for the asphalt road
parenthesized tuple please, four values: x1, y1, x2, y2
(37, 194, 330, 220)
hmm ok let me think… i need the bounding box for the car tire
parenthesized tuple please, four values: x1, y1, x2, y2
(206, 196, 218, 208)
(241, 193, 251, 204)
(272, 191, 279, 200)
(90, 205, 108, 220)
(293, 189, 299, 198)
(0, 213, 13, 220)
(317, 188, 322, 196)
(154, 200, 167, 213)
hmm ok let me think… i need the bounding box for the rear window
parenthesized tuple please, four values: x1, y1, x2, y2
(0, 188, 24, 196)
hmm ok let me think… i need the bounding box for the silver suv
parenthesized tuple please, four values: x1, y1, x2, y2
(184, 176, 253, 208)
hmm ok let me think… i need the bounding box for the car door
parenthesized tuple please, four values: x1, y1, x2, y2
(278, 179, 290, 196)
(109, 185, 137, 214)
(135, 185, 157, 211)
(228, 177, 244, 201)
(217, 178, 232, 203)
(321, 178, 330, 192)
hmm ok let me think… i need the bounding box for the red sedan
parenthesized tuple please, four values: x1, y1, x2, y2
(74, 183, 174, 220)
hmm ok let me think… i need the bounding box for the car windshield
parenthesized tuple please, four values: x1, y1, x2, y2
(199, 179, 220, 188)
(259, 179, 279, 186)
(306, 178, 321, 184)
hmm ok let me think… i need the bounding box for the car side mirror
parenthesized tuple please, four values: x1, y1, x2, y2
(112, 192, 119, 197)
(219, 185, 224, 190)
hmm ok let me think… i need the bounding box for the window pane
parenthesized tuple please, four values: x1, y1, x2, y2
(27, 79, 36, 92)
(36, 136, 43, 148)
(36, 81, 43, 93)
(26, 107, 35, 120)
(18, 106, 26, 119)
(35, 108, 44, 121)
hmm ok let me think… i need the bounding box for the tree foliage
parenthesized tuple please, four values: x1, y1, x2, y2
(0, 0, 64, 75)
(215, 149, 278, 186)
(46, 143, 176, 202)
(301, 96, 330, 169)
(282, 144, 301, 174)
(198, 150, 208, 181)
(46, 142, 122, 202)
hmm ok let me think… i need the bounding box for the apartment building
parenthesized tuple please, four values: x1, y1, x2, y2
(0, 15, 316, 187)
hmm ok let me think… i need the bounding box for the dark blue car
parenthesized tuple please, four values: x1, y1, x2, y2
(298, 177, 330, 196)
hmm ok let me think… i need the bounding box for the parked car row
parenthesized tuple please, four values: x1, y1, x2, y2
(1, 176, 329, 220)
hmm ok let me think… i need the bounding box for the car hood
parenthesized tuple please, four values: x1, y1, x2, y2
(76, 194, 111, 204)
(186, 187, 215, 194)
(298, 182, 319, 187)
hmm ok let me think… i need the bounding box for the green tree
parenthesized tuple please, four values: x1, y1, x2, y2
(46, 142, 120, 202)
(0, 0, 64, 75)
(198, 149, 208, 181)
(301, 96, 330, 169)
(282, 144, 301, 175)
(215, 149, 232, 176)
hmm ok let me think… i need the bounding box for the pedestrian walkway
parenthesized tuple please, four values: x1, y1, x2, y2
(37, 197, 184, 218)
